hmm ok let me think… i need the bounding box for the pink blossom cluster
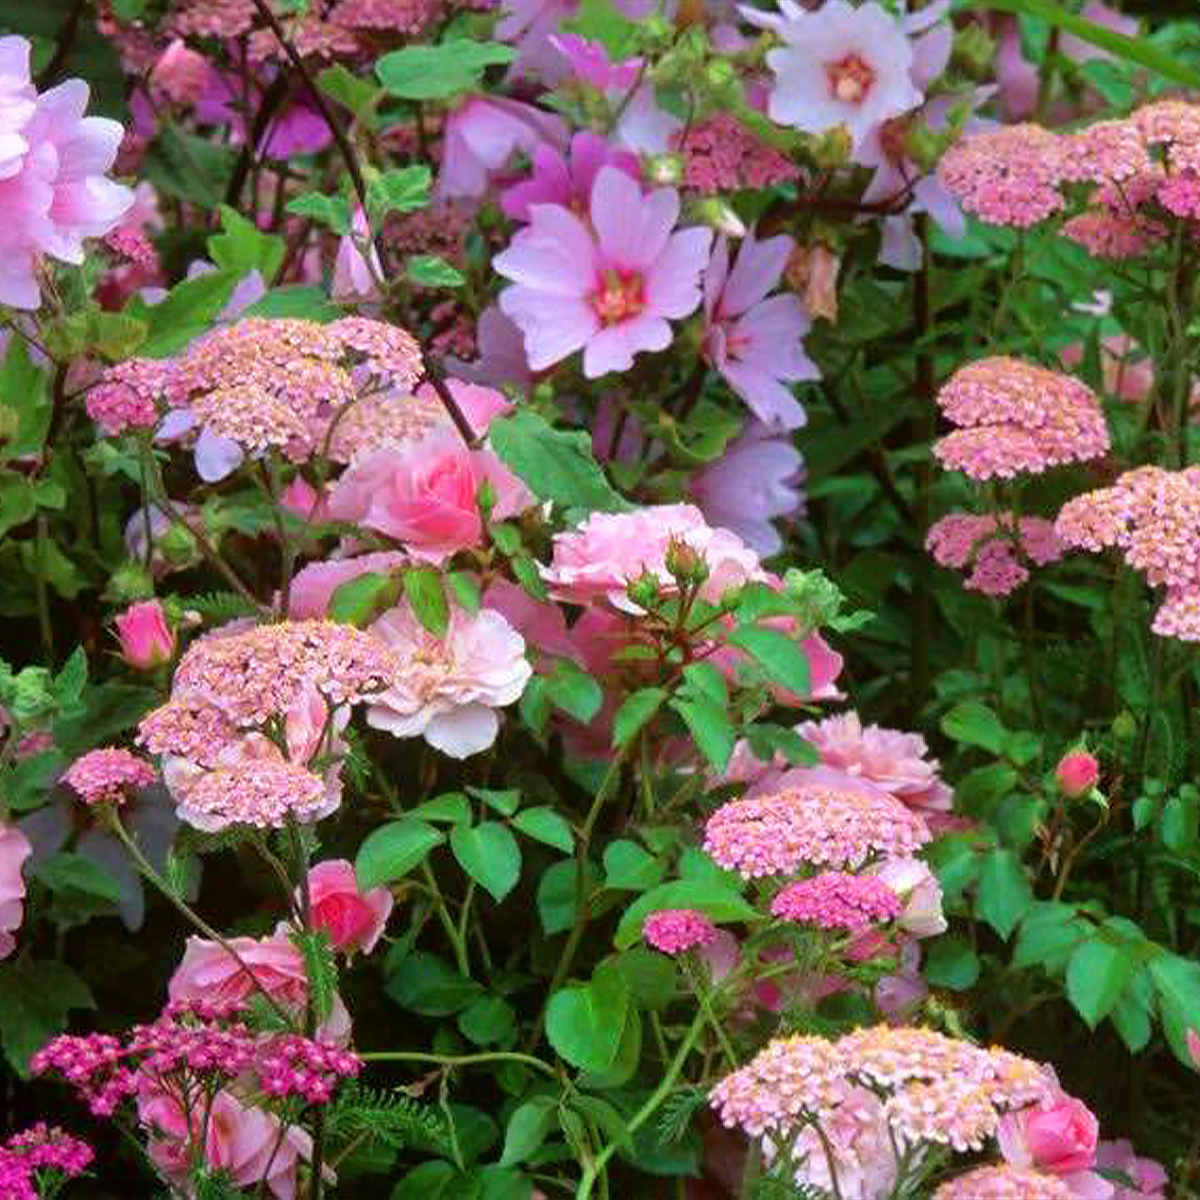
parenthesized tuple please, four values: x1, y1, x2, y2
(1056, 465, 1200, 640)
(643, 908, 719, 955)
(674, 114, 800, 194)
(770, 871, 902, 932)
(0, 821, 32, 961)
(927, 512, 1065, 597)
(702, 784, 932, 878)
(933, 357, 1109, 480)
(61, 747, 157, 806)
(934, 1165, 1075, 1199)
(0, 1124, 93, 1200)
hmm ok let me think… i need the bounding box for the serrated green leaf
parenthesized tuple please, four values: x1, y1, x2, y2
(725, 626, 811, 696)
(404, 567, 449, 636)
(670, 695, 734, 772)
(139, 269, 241, 358)
(1149, 953, 1200, 1066)
(328, 570, 402, 627)
(1066, 937, 1134, 1029)
(407, 254, 466, 287)
(287, 191, 353, 235)
(367, 166, 432, 220)
(612, 687, 667, 748)
(941, 701, 1007, 754)
(603, 840, 664, 891)
(545, 661, 602, 722)
(209, 205, 285, 279)
(923, 936, 980, 990)
(975, 848, 1032, 939)
(499, 1097, 557, 1167)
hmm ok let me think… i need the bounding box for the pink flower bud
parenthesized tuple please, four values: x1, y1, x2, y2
(1056, 750, 1099, 798)
(1187, 1027, 1200, 1070)
(302, 860, 393, 955)
(115, 600, 175, 670)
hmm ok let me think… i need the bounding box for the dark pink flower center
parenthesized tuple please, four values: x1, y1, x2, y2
(826, 54, 875, 105)
(591, 268, 645, 325)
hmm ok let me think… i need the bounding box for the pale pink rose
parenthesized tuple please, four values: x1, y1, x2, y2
(287, 551, 407, 619)
(868, 857, 946, 938)
(0, 36, 133, 309)
(367, 601, 532, 758)
(540, 503, 764, 613)
(999, 1092, 1102, 1177)
(302, 859, 392, 955)
(150, 39, 211, 106)
(115, 599, 175, 670)
(1056, 750, 1100, 798)
(169, 931, 309, 1009)
(327, 427, 532, 564)
(482, 578, 579, 665)
(1094, 1139, 1168, 1200)
(797, 711, 953, 813)
(0, 821, 32, 960)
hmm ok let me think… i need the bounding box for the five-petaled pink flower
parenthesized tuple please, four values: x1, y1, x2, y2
(496, 165, 713, 378)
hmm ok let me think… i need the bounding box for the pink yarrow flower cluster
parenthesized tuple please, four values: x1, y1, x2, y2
(933, 358, 1109, 480)
(934, 1165, 1075, 1199)
(0, 1124, 93, 1200)
(927, 512, 1064, 597)
(0, 35, 133, 309)
(62, 747, 157, 806)
(675, 114, 800, 193)
(643, 908, 719, 955)
(771, 871, 902, 932)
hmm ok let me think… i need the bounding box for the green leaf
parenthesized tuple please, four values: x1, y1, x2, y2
(368, 166, 432, 221)
(356, 819, 445, 889)
(975, 848, 1032, 939)
(612, 687, 667, 748)
(385, 951, 482, 1016)
(407, 254, 466, 288)
(404, 567, 450, 636)
(467, 786, 522, 817)
(143, 126, 235, 209)
(240, 285, 341, 322)
(923, 936, 980, 990)
(37, 852, 121, 902)
(287, 191, 353, 235)
(391, 1161, 458, 1200)
(457, 996, 515, 1046)
(499, 1097, 557, 1167)
(546, 964, 629, 1072)
(512, 807, 573, 853)
(744, 723, 817, 766)
(479, 1166, 531, 1200)
(614, 878, 755, 949)
(450, 823, 522, 902)
(0, 336, 50, 461)
(725, 626, 811, 696)
(563, 0, 639, 56)
(681, 662, 727, 706)
(139, 269, 241, 357)
(293, 929, 337, 1022)
(670, 695, 734, 772)
(0, 473, 34, 538)
(412, 792, 472, 824)
(613, 947, 677, 1011)
(1012, 902, 1088, 970)
(0, 959, 94, 1075)
(1066, 938, 1134, 1029)
(328, 571, 402, 627)
(489, 410, 630, 514)
(376, 39, 516, 100)
(537, 859, 590, 935)
(318, 63, 381, 124)
(603, 840, 664, 891)
(941, 701, 1007, 754)
(209, 205, 285, 279)
(1110, 970, 1154, 1053)
(1148, 953, 1200, 1066)
(545, 661, 603, 723)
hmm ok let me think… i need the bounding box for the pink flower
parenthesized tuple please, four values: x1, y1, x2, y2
(0, 36, 133, 309)
(867, 857, 947, 937)
(0, 821, 32, 960)
(501, 130, 640, 222)
(447, 305, 533, 393)
(62, 747, 157, 806)
(115, 599, 175, 670)
(327, 427, 531, 564)
(303, 859, 392, 956)
(169, 932, 309, 1010)
(495, 165, 713, 378)
(999, 1092, 1102, 1177)
(415, 377, 512, 438)
(1056, 750, 1100, 798)
(746, 0, 924, 151)
(150, 39, 211, 106)
(1094, 1139, 1168, 1200)
(367, 601, 532, 758)
(331, 206, 380, 302)
(288, 552, 407, 620)
(437, 95, 567, 200)
(1060, 337, 1154, 403)
(703, 231, 818, 430)
(1188, 1027, 1200, 1069)
(643, 909, 719, 955)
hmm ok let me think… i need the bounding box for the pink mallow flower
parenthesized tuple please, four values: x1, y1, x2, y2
(115, 599, 175, 670)
(644, 909, 719, 955)
(1056, 750, 1100, 799)
(327, 426, 532, 565)
(367, 601, 532, 758)
(501, 130, 640, 222)
(302, 859, 392, 956)
(495, 165, 713, 378)
(998, 1091, 1106, 1193)
(703, 231, 818, 431)
(1094, 1140, 1167, 1200)
(0, 35, 133, 309)
(0, 821, 32, 960)
(745, 0, 924, 152)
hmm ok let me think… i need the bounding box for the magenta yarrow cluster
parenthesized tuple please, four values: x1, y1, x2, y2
(1056, 465, 1200, 640)
(0, 1124, 93, 1200)
(703, 784, 932, 878)
(642, 908, 720, 955)
(61, 747, 157, 806)
(770, 871, 902, 933)
(926, 513, 1064, 597)
(932, 358, 1109, 482)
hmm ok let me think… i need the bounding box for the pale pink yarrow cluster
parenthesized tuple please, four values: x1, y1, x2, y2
(797, 711, 952, 813)
(771, 871, 902, 932)
(62, 747, 156, 806)
(884, 1077, 999, 1152)
(1056, 465, 1200, 641)
(933, 358, 1109, 480)
(178, 755, 330, 831)
(675, 115, 800, 193)
(703, 785, 931, 878)
(927, 513, 1064, 597)
(937, 125, 1065, 227)
(643, 909, 719, 955)
(0, 1124, 93, 1200)
(85, 358, 172, 436)
(933, 1165, 1074, 1199)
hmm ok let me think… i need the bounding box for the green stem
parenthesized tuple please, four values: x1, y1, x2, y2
(359, 1050, 558, 1077)
(34, 514, 55, 666)
(420, 861, 470, 976)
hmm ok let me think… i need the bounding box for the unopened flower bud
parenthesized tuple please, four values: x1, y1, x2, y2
(1055, 749, 1099, 799)
(161, 522, 198, 566)
(809, 127, 853, 170)
(787, 244, 840, 322)
(106, 561, 155, 603)
(115, 599, 176, 670)
(665, 538, 709, 585)
(955, 24, 997, 78)
(626, 570, 663, 609)
(689, 197, 746, 238)
(1111, 711, 1137, 743)
(645, 153, 685, 185)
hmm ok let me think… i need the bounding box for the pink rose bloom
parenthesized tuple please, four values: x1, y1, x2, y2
(482, 578, 579, 665)
(501, 130, 640, 222)
(303, 859, 392, 955)
(115, 599, 175, 670)
(415, 378, 512, 438)
(868, 856, 946, 937)
(367, 600, 532, 758)
(1094, 1140, 1168, 1200)
(1056, 749, 1100, 798)
(541, 503, 763, 612)
(999, 1092, 1103, 1178)
(745, 0, 923, 151)
(0, 821, 32, 960)
(150, 39, 211, 106)
(0, 36, 133, 309)
(288, 552, 408, 620)
(703, 231, 818, 431)
(797, 711, 953, 813)
(169, 931, 309, 1009)
(327, 426, 532, 564)
(495, 165, 712, 378)
(691, 421, 805, 557)
(437, 95, 567, 200)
